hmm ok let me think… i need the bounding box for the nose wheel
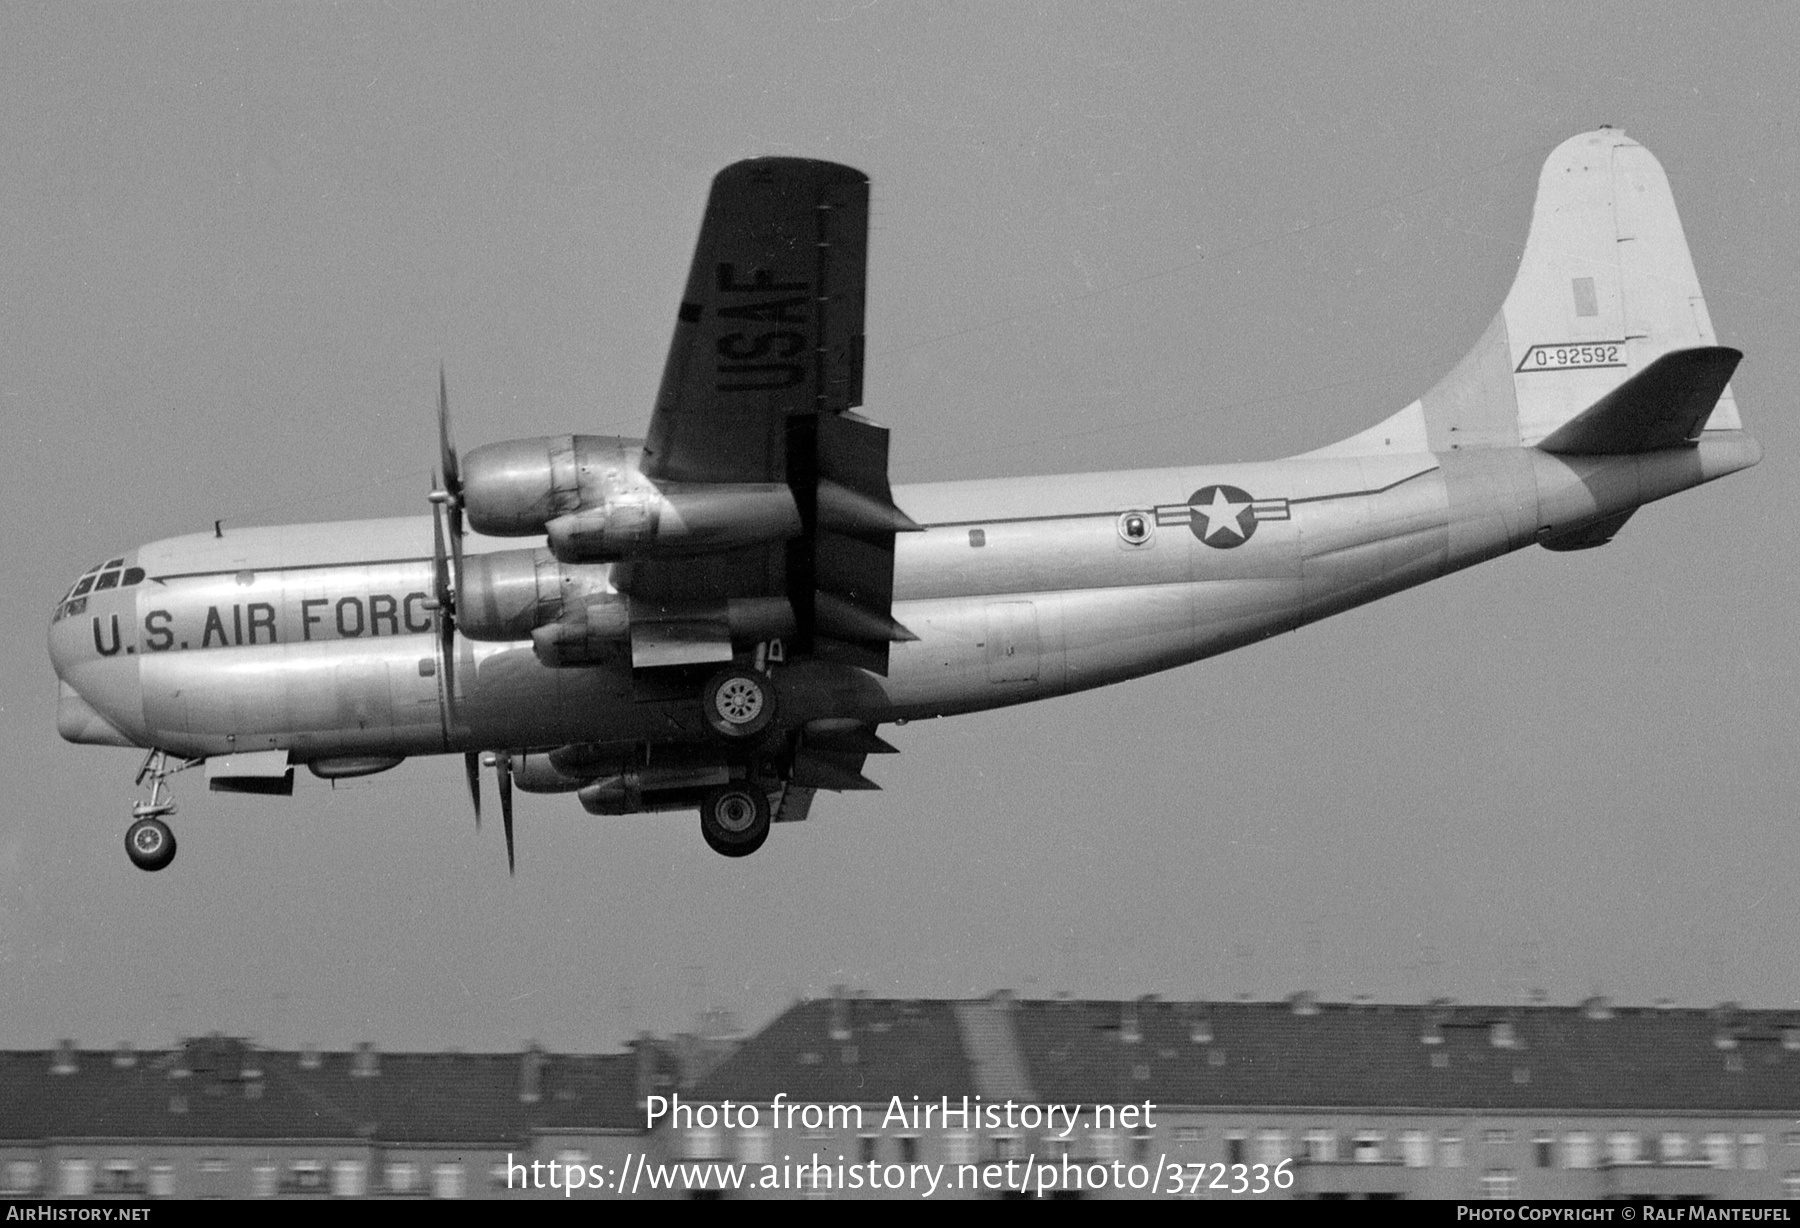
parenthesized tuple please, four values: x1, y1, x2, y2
(124, 749, 199, 872)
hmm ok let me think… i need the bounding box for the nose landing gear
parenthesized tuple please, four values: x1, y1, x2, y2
(125, 749, 200, 872)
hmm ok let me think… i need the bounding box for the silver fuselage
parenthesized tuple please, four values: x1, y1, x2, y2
(49, 435, 1758, 763)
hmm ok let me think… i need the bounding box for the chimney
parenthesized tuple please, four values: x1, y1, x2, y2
(352, 1042, 379, 1078)
(51, 1040, 77, 1076)
(828, 987, 851, 1042)
(1288, 991, 1319, 1017)
(1580, 996, 1613, 1021)
(520, 1043, 545, 1104)
(1120, 1001, 1141, 1044)
(1713, 1002, 1741, 1051)
(113, 1042, 135, 1069)
(987, 988, 1015, 1012)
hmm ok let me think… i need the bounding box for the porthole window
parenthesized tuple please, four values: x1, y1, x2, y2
(1117, 510, 1153, 545)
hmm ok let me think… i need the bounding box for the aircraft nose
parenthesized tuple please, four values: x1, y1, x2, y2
(48, 552, 148, 746)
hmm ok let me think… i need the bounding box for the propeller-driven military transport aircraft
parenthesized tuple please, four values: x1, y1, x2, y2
(51, 129, 1758, 871)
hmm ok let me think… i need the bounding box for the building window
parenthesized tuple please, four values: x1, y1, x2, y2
(332, 1160, 365, 1197)
(1660, 1133, 1689, 1163)
(991, 1136, 1024, 1162)
(1225, 1133, 1247, 1165)
(1704, 1134, 1736, 1169)
(1533, 1134, 1554, 1168)
(1608, 1132, 1641, 1165)
(1092, 1131, 1122, 1161)
(252, 1164, 277, 1198)
(1257, 1130, 1289, 1167)
(1482, 1169, 1518, 1199)
(741, 1129, 773, 1164)
(201, 1159, 228, 1175)
(288, 1160, 324, 1194)
(1440, 1135, 1466, 1169)
(488, 1161, 513, 1190)
(432, 1162, 464, 1199)
(1565, 1133, 1596, 1170)
(858, 1136, 878, 1164)
(688, 1127, 722, 1159)
(1175, 1127, 1203, 1145)
(2, 1161, 40, 1194)
(1401, 1130, 1432, 1168)
(148, 1162, 175, 1198)
(61, 1160, 93, 1198)
(898, 1136, 919, 1164)
(1785, 1132, 1800, 1148)
(1744, 1135, 1768, 1171)
(98, 1159, 140, 1194)
(1305, 1130, 1338, 1164)
(1784, 1172, 1800, 1200)
(385, 1162, 418, 1194)
(1483, 1129, 1514, 1146)
(945, 1132, 975, 1164)
(1353, 1133, 1384, 1163)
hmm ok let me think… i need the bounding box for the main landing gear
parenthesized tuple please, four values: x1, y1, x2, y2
(701, 665, 776, 741)
(125, 749, 199, 872)
(698, 782, 771, 858)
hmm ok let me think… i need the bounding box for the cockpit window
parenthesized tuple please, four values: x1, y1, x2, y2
(53, 558, 144, 621)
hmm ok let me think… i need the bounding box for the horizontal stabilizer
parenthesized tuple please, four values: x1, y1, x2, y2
(1538, 347, 1741, 456)
(1540, 508, 1635, 552)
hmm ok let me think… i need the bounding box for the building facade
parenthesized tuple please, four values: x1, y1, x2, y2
(5, 995, 1798, 1199)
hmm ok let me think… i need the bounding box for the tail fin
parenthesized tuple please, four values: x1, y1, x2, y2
(1309, 129, 1747, 458)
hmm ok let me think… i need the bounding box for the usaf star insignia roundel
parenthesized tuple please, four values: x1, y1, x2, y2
(1152, 485, 1291, 549)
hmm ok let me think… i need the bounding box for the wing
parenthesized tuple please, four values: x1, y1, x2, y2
(621, 158, 917, 675)
(642, 158, 868, 484)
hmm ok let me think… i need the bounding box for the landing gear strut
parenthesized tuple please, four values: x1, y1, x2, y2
(126, 749, 199, 872)
(699, 783, 771, 858)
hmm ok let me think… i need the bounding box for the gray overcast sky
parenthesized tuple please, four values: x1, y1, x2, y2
(3, 2, 1797, 1052)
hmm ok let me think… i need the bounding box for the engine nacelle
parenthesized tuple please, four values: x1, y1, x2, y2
(461, 434, 800, 562)
(577, 764, 731, 816)
(456, 547, 616, 642)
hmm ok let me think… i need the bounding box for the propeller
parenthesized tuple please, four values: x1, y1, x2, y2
(429, 367, 481, 837)
(483, 750, 516, 874)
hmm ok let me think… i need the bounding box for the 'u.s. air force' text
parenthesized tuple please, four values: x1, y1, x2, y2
(91, 592, 436, 657)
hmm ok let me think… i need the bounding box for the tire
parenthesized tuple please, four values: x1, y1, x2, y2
(125, 817, 177, 872)
(701, 666, 776, 741)
(698, 784, 771, 858)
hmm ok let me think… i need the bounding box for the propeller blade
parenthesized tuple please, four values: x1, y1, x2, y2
(497, 751, 516, 875)
(463, 751, 481, 830)
(437, 365, 461, 499)
(429, 478, 457, 707)
(437, 368, 467, 619)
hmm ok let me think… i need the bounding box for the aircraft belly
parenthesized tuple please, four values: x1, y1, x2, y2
(461, 646, 651, 748)
(141, 638, 449, 757)
(1297, 460, 1456, 624)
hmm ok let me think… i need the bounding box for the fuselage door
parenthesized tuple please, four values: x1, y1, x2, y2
(984, 600, 1039, 684)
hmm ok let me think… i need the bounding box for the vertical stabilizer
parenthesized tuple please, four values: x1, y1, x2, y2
(1307, 129, 1745, 459)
